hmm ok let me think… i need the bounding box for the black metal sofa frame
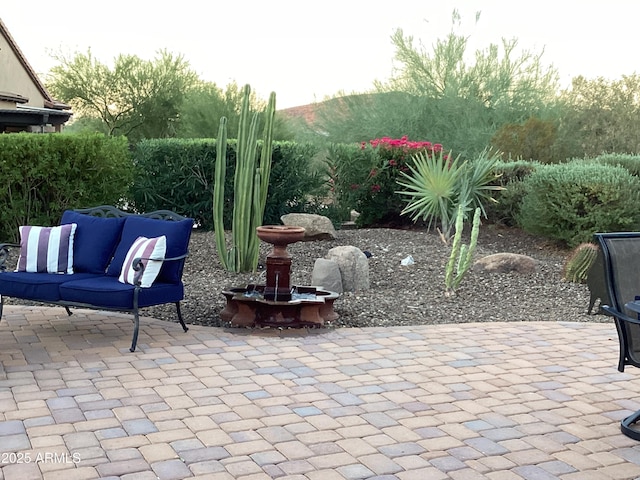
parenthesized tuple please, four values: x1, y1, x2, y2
(0, 206, 193, 352)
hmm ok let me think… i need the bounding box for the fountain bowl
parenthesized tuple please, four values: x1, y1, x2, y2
(256, 225, 305, 247)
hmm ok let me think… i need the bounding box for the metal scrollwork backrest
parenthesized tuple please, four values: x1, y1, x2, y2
(74, 206, 187, 222)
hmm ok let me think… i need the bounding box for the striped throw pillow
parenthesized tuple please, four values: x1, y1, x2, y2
(118, 236, 166, 288)
(16, 224, 77, 274)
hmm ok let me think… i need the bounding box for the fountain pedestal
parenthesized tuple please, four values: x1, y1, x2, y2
(258, 225, 303, 301)
(220, 225, 339, 328)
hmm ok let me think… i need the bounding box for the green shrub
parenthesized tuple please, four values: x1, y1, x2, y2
(517, 161, 640, 247)
(328, 137, 443, 227)
(490, 117, 559, 164)
(129, 138, 327, 229)
(0, 133, 132, 242)
(325, 142, 377, 224)
(485, 160, 539, 225)
(593, 153, 640, 177)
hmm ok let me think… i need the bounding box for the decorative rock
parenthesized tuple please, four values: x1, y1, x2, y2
(281, 213, 337, 241)
(474, 253, 537, 274)
(326, 246, 370, 291)
(311, 258, 343, 293)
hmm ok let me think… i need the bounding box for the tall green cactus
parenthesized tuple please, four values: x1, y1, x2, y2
(213, 84, 276, 272)
(445, 205, 481, 296)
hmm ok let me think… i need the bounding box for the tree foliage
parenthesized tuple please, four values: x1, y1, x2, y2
(491, 117, 559, 163)
(315, 11, 559, 158)
(47, 49, 198, 142)
(556, 75, 640, 156)
(175, 81, 294, 141)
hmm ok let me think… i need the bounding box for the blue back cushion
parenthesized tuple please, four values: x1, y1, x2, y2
(60, 210, 125, 274)
(106, 216, 193, 284)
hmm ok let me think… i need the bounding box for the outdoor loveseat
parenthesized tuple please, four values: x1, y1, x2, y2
(0, 206, 193, 352)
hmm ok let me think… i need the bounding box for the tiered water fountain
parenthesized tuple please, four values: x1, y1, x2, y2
(220, 225, 339, 327)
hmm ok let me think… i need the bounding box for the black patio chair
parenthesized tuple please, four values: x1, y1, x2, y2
(592, 232, 640, 440)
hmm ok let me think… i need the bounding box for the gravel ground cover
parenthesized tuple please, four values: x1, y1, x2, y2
(143, 223, 603, 329)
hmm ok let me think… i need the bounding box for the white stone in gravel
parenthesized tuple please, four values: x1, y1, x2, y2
(326, 246, 370, 291)
(311, 258, 343, 293)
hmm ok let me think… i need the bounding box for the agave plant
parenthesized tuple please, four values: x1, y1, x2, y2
(397, 147, 503, 242)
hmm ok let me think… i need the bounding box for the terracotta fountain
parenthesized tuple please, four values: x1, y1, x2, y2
(220, 225, 339, 327)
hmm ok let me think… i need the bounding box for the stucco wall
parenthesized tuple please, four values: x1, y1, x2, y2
(0, 33, 47, 108)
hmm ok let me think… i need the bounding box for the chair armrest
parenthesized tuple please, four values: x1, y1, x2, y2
(131, 253, 189, 286)
(0, 243, 20, 272)
(602, 304, 640, 325)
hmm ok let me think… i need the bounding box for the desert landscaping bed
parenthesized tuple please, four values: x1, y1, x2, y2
(142, 223, 603, 329)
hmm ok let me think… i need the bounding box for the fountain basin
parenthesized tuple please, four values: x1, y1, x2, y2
(221, 284, 339, 327)
(256, 225, 305, 249)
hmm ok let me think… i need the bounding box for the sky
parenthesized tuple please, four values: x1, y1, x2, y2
(2, 0, 640, 109)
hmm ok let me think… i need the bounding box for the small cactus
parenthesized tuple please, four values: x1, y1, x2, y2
(563, 242, 598, 283)
(445, 205, 481, 296)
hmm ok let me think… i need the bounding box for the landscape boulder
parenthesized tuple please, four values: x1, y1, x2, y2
(281, 213, 337, 241)
(311, 258, 343, 293)
(326, 246, 370, 291)
(474, 253, 537, 274)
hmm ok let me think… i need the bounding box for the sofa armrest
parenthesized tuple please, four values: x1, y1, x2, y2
(131, 253, 189, 286)
(0, 243, 20, 272)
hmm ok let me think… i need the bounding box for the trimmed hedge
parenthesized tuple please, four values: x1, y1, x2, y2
(517, 161, 640, 247)
(129, 139, 327, 229)
(0, 133, 132, 242)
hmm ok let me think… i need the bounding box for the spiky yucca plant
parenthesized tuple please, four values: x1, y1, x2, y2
(397, 148, 503, 243)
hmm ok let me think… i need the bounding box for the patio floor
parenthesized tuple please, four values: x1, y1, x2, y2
(1, 305, 640, 479)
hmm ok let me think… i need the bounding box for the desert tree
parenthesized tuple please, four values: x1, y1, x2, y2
(47, 49, 198, 141)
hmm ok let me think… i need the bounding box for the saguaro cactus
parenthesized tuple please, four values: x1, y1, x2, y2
(213, 84, 276, 272)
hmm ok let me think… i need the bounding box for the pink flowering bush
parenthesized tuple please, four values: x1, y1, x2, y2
(328, 136, 445, 226)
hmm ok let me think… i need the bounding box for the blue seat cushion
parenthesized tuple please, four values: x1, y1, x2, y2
(60, 210, 125, 274)
(59, 276, 184, 309)
(106, 216, 193, 284)
(0, 272, 99, 302)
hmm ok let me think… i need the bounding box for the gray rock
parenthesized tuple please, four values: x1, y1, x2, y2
(281, 213, 337, 241)
(326, 246, 370, 291)
(474, 253, 537, 274)
(311, 258, 343, 293)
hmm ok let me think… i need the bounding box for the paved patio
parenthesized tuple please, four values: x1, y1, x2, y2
(1, 306, 640, 479)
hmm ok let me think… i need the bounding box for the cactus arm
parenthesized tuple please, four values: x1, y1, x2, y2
(445, 205, 464, 293)
(232, 110, 260, 272)
(452, 207, 481, 290)
(213, 117, 230, 270)
(258, 92, 276, 217)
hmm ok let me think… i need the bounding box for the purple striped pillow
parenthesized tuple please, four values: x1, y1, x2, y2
(118, 236, 166, 287)
(16, 224, 77, 274)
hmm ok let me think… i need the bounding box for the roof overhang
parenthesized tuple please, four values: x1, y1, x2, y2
(0, 105, 72, 127)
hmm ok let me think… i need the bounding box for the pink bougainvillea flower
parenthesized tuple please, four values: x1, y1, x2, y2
(389, 159, 397, 166)
(433, 143, 443, 152)
(360, 142, 366, 150)
(371, 184, 381, 193)
(350, 183, 360, 190)
(369, 168, 377, 178)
